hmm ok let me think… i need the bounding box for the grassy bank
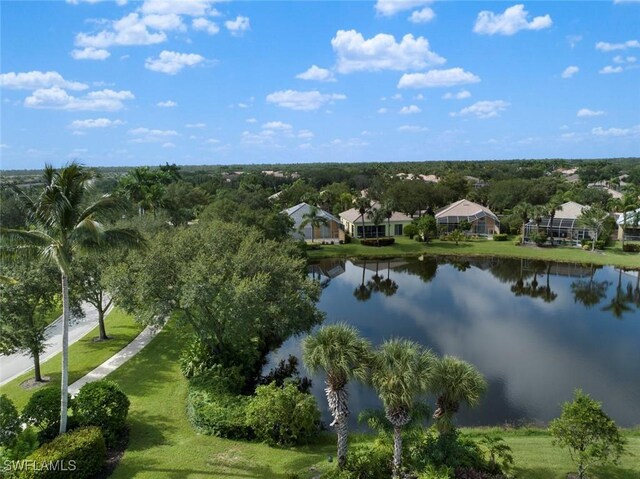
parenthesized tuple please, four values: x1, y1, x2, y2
(0, 308, 142, 410)
(109, 319, 640, 479)
(306, 236, 640, 268)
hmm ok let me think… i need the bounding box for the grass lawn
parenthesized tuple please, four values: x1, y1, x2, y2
(41, 300, 62, 327)
(0, 308, 142, 410)
(109, 319, 640, 479)
(306, 236, 640, 268)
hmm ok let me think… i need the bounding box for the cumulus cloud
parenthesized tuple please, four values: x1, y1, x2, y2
(613, 55, 637, 64)
(378, 107, 388, 114)
(67, 0, 127, 5)
(561, 66, 579, 79)
(397, 125, 428, 132)
(442, 89, 471, 100)
(296, 65, 336, 82)
(24, 87, 134, 111)
(398, 68, 480, 88)
(592, 125, 640, 137)
(129, 127, 178, 142)
(69, 118, 124, 129)
(157, 100, 177, 107)
(577, 108, 604, 117)
(399, 105, 421, 114)
(71, 47, 111, 60)
(595, 40, 640, 52)
(473, 4, 552, 36)
(262, 121, 293, 130)
(451, 100, 509, 119)
(331, 29, 445, 74)
(409, 7, 435, 23)
(266, 90, 346, 111)
(140, 0, 219, 16)
(75, 13, 168, 48)
(225, 16, 250, 36)
(185, 122, 206, 128)
(0, 71, 88, 91)
(192, 17, 219, 35)
(145, 50, 205, 74)
(375, 0, 432, 16)
(599, 65, 624, 74)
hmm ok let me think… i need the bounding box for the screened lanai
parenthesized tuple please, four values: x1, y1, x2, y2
(524, 217, 591, 244)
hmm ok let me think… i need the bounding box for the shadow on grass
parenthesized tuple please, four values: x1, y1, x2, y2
(513, 467, 559, 479)
(591, 465, 640, 479)
(125, 411, 178, 451)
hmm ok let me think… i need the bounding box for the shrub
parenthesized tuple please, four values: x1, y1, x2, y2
(360, 238, 395, 247)
(72, 380, 129, 446)
(22, 388, 69, 442)
(259, 355, 312, 394)
(623, 243, 640, 252)
(404, 224, 418, 239)
(246, 382, 320, 446)
(581, 240, 606, 250)
(17, 427, 105, 479)
(2, 427, 40, 462)
(409, 428, 486, 472)
(419, 465, 454, 479)
(324, 443, 392, 479)
(180, 337, 219, 379)
(531, 232, 547, 246)
(0, 394, 21, 448)
(492, 234, 508, 242)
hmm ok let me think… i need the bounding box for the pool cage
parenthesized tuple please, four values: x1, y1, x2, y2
(437, 211, 497, 236)
(524, 217, 591, 245)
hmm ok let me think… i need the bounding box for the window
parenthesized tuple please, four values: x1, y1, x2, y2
(356, 225, 386, 238)
(394, 224, 403, 236)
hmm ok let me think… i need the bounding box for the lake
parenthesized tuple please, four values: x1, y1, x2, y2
(270, 256, 640, 428)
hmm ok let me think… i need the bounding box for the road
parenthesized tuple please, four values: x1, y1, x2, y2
(0, 301, 108, 386)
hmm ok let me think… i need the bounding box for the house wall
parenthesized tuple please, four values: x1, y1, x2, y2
(437, 216, 500, 236)
(341, 218, 413, 238)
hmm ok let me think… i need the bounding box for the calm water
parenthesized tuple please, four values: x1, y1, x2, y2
(270, 256, 640, 428)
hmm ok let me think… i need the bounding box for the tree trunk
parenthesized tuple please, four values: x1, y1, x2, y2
(60, 272, 70, 434)
(325, 384, 349, 469)
(592, 231, 597, 252)
(392, 425, 403, 479)
(98, 308, 108, 340)
(33, 349, 42, 382)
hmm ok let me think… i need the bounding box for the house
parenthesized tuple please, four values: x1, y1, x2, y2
(617, 207, 640, 241)
(282, 203, 343, 242)
(524, 201, 591, 244)
(435, 199, 500, 236)
(339, 202, 413, 238)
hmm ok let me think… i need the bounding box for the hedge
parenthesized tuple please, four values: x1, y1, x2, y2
(360, 238, 395, 247)
(623, 243, 640, 253)
(18, 427, 105, 479)
(492, 234, 508, 241)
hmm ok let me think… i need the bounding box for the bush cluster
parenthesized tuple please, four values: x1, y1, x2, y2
(0, 394, 21, 448)
(581, 239, 606, 250)
(323, 443, 392, 479)
(622, 243, 640, 252)
(360, 238, 395, 247)
(21, 389, 70, 442)
(492, 234, 508, 242)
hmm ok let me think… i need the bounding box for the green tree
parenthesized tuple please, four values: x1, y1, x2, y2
(162, 181, 210, 227)
(512, 202, 533, 241)
(431, 356, 487, 435)
(370, 339, 435, 479)
(578, 206, 608, 252)
(300, 205, 328, 243)
(381, 199, 395, 237)
(354, 197, 371, 239)
(367, 207, 387, 244)
(610, 192, 638, 249)
(416, 215, 438, 242)
(545, 194, 564, 246)
(302, 324, 371, 469)
(550, 389, 626, 479)
(1, 163, 144, 434)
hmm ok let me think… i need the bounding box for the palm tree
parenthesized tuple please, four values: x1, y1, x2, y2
(302, 324, 371, 469)
(381, 199, 395, 237)
(512, 202, 532, 243)
(370, 339, 435, 479)
(610, 193, 638, 249)
(367, 208, 386, 245)
(578, 206, 608, 252)
(300, 205, 328, 243)
(546, 195, 564, 246)
(354, 196, 371, 239)
(431, 356, 487, 435)
(1, 163, 144, 434)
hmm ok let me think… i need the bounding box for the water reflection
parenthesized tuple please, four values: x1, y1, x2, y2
(293, 257, 640, 428)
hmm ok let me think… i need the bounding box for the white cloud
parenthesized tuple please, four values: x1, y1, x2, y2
(599, 65, 624, 74)
(561, 66, 579, 79)
(262, 121, 293, 130)
(69, 118, 124, 129)
(245, 118, 257, 123)
(192, 17, 219, 35)
(266, 90, 346, 111)
(473, 4, 552, 36)
(451, 100, 509, 119)
(142, 13, 185, 31)
(442, 89, 471, 100)
(398, 68, 480, 88)
(399, 104, 421, 114)
(595, 40, 640, 52)
(567, 35, 582, 48)
(162, 142, 175, 148)
(397, 125, 428, 132)
(296, 65, 336, 82)
(592, 125, 640, 137)
(157, 100, 177, 107)
(614, 0, 640, 3)
(298, 129, 314, 139)
(71, 47, 111, 60)
(129, 127, 179, 143)
(205, 138, 220, 144)
(378, 107, 388, 114)
(185, 122, 206, 128)
(145, 50, 205, 74)
(409, 7, 435, 23)
(577, 108, 604, 117)
(331, 30, 445, 74)
(375, 0, 432, 16)
(0, 71, 88, 91)
(24, 87, 134, 111)
(613, 55, 637, 64)
(225, 16, 250, 36)
(140, 0, 217, 16)
(67, 0, 127, 5)
(75, 13, 168, 48)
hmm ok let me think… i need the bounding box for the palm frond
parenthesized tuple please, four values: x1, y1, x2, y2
(0, 228, 54, 248)
(77, 195, 126, 223)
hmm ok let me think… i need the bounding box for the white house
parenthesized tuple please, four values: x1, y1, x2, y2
(339, 202, 413, 238)
(282, 203, 343, 242)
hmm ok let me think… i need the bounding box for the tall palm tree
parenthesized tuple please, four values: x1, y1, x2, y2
(512, 202, 532, 243)
(381, 199, 395, 237)
(354, 196, 371, 239)
(367, 208, 387, 245)
(578, 206, 608, 252)
(610, 192, 638, 249)
(431, 356, 487, 435)
(302, 324, 371, 469)
(546, 195, 564, 246)
(300, 205, 328, 243)
(370, 339, 435, 479)
(1, 163, 144, 434)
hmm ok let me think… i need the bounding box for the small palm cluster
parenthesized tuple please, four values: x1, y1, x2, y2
(303, 324, 487, 479)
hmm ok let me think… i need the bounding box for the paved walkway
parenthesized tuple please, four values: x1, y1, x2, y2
(69, 324, 161, 396)
(0, 301, 111, 386)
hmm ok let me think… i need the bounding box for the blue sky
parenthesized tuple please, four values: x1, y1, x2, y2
(1, 0, 639, 169)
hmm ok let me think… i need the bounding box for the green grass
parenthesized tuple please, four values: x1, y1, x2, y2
(307, 236, 640, 268)
(109, 319, 640, 479)
(41, 301, 62, 327)
(0, 308, 143, 410)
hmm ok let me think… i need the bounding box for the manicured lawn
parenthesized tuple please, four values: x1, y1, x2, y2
(42, 301, 62, 327)
(307, 236, 640, 268)
(109, 319, 640, 479)
(0, 308, 142, 410)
